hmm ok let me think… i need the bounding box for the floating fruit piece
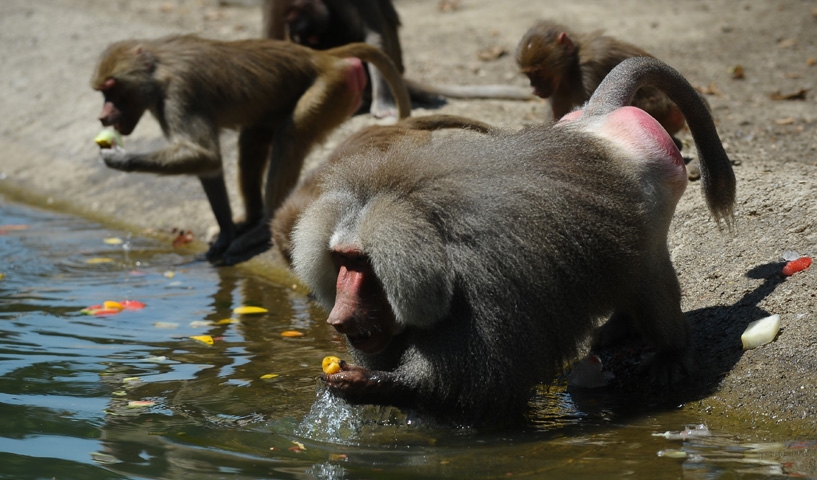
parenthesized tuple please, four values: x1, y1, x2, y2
(163, 271, 175, 278)
(322, 356, 342, 374)
(127, 400, 155, 408)
(153, 321, 179, 329)
(81, 305, 121, 316)
(741, 314, 780, 350)
(122, 377, 141, 383)
(81, 304, 102, 312)
(120, 300, 146, 310)
(260, 373, 279, 379)
(233, 306, 268, 315)
(215, 318, 237, 325)
(657, 449, 688, 459)
(0, 273, 5, 280)
(94, 127, 123, 148)
(86, 257, 115, 264)
(103, 300, 125, 311)
(189, 320, 213, 328)
(190, 335, 214, 345)
(281, 330, 304, 338)
(103, 237, 123, 245)
(782, 257, 812, 276)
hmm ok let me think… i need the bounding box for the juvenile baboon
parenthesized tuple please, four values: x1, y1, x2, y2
(516, 21, 686, 136)
(290, 57, 736, 426)
(91, 35, 410, 265)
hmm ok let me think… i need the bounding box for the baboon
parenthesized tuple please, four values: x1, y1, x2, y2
(91, 35, 410, 265)
(290, 57, 736, 426)
(516, 21, 686, 136)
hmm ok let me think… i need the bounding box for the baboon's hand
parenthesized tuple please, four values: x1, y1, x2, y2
(100, 147, 133, 171)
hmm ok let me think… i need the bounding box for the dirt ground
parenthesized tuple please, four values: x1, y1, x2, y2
(0, 0, 815, 437)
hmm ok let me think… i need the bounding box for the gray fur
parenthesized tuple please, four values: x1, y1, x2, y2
(291, 58, 736, 426)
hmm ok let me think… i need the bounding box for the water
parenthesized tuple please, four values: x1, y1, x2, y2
(0, 197, 815, 479)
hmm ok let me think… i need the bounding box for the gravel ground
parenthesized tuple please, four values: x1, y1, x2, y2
(0, 0, 815, 437)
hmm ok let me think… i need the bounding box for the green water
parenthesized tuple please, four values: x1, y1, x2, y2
(0, 197, 814, 479)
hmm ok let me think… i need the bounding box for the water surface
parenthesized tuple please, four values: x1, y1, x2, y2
(0, 198, 814, 479)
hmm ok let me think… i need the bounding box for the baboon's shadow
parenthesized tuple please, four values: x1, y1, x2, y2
(569, 261, 787, 415)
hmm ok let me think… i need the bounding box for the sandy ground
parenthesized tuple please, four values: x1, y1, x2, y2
(0, 0, 815, 437)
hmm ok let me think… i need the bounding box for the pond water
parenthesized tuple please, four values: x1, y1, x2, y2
(0, 197, 815, 480)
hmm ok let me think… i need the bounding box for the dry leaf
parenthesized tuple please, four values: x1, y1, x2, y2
(437, 0, 460, 12)
(477, 46, 508, 62)
(784, 72, 802, 79)
(777, 38, 797, 49)
(695, 82, 722, 96)
(729, 65, 745, 80)
(807, 57, 816, 66)
(775, 117, 795, 125)
(769, 89, 808, 100)
(172, 229, 194, 248)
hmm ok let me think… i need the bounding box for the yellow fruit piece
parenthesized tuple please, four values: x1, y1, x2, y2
(94, 127, 123, 148)
(260, 373, 279, 379)
(103, 237, 123, 245)
(233, 306, 268, 315)
(215, 318, 237, 325)
(86, 257, 115, 264)
(103, 300, 124, 311)
(190, 335, 214, 345)
(322, 356, 342, 374)
(281, 330, 304, 337)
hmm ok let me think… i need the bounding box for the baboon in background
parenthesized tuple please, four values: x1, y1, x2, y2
(516, 21, 686, 136)
(91, 35, 410, 265)
(271, 114, 494, 266)
(290, 57, 736, 426)
(263, 0, 534, 118)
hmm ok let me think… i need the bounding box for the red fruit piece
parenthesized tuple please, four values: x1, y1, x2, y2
(782, 257, 812, 276)
(120, 300, 146, 310)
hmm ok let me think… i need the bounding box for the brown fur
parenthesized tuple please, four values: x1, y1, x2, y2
(264, 0, 534, 113)
(91, 34, 410, 265)
(516, 21, 685, 136)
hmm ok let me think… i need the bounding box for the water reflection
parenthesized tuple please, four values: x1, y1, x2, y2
(0, 198, 815, 479)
